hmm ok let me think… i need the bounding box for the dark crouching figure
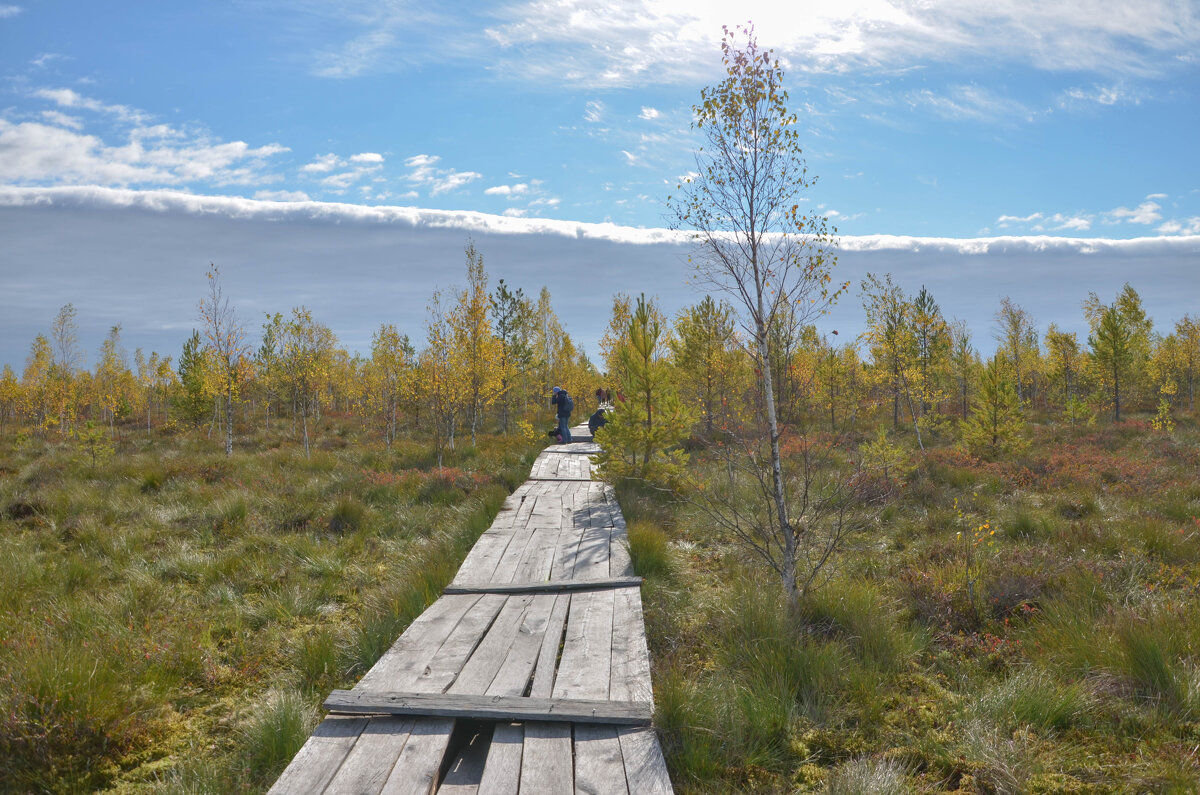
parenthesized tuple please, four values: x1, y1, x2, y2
(550, 386, 573, 444)
(588, 406, 607, 436)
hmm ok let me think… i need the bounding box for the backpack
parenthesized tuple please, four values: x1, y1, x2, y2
(564, 394, 574, 414)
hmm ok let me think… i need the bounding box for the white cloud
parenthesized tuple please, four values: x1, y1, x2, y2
(1146, 193, 1168, 200)
(31, 53, 66, 68)
(584, 100, 605, 123)
(34, 87, 149, 124)
(997, 211, 1092, 232)
(1061, 83, 1138, 107)
(1050, 214, 1092, 232)
(254, 189, 311, 202)
(1108, 201, 1162, 225)
(485, 183, 529, 196)
(502, 207, 528, 217)
(9, 186, 1198, 256)
(482, 0, 1200, 88)
(0, 119, 287, 187)
(997, 212, 1044, 227)
(620, 150, 638, 165)
(312, 29, 397, 78)
(40, 110, 83, 130)
(302, 153, 342, 173)
(402, 153, 481, 196)
(302, 153, 384, 192)
(1158, 217, 1200, 235)
(638, 106, 660, 120)
(0, 4, 21, 18)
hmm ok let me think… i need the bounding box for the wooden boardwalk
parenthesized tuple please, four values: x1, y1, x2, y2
(270, 425, 672, 794)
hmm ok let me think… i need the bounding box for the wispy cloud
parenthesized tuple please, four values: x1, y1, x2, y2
(584, 100, 605, 123)
(482, 0, 1200, 88)
(997, 211, 1093, 232)
(910, 85, 1034, 123)
(34, 87, 150, 124)
(638, 106, 660, 120)
(0, 4, 21, 18)
(402, 154, 481, 196)
(299, 152, 385, 192)
(1060, 82, 1140, 108)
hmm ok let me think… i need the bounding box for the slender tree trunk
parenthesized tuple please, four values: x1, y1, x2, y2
(225, 384, 234, 456)
(302, 401, 310, 458)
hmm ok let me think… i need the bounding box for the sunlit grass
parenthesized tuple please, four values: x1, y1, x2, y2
(0, 421, 536, 792)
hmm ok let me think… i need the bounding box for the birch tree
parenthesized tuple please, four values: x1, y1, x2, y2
(668, 24, 858, 607)
(198, 266, 250, 456)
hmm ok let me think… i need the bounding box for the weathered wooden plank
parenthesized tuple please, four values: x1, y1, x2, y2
(609, 587, 654, 704)
(553, 589, 616, 701)
(444, 577, 643, 595)
(530, 593, 570, 699)
(267, 716, 368, 795)
(617, 727, 673, 794)
(477, 723, 523, 793)
(526, 475, 593, 481)
(448, 594, 535, 694)
(435, 726, 489, 794)
(323, 690, 653, 726)
(512, 523, 561, 584)
(410, 594, 507, 694)
(323, 716, 415, 794)
(519, 722, 573, 794)
(574, 724, 630, 795)
(378, 717, 456, 795)
(451, 530, 518, 585)
(486, 593, 558, 697)
(357, 595, 482, 692)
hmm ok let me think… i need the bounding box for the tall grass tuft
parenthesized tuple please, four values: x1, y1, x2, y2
(967, 667, 1092, 732)
(627, 519, 672, 579)
(826, 756, 909, 795)
(242, 687, 317, 784)
(803, 580, 923, 672)
(327, 497, 367, 534)
(1117, 617, 1188, 714)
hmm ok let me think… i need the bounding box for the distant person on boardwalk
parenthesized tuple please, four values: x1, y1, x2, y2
(588, 406, 608, 436)
(551, 386, 573, 444)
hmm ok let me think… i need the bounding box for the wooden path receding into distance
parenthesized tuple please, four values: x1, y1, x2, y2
(270, 424, 673, 794)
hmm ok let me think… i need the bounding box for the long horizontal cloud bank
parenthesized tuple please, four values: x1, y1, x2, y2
(1, 186, 1197, 370)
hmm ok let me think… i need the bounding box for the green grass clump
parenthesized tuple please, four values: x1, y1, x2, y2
(328, 496, 367, 534)
(966, 667, 1092, 732)
(627, 519, 672, 579)
(241, 688, 317, 784)
(826, 756, 909, 795)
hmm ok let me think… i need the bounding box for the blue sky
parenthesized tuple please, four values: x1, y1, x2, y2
(1, 1, 1198, 366)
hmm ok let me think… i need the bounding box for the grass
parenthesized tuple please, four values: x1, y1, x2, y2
(622, 411, 1200, 792)
(0, 419, 538, 792)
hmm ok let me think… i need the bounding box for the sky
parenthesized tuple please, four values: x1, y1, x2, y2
(1, 1, 1198, 368)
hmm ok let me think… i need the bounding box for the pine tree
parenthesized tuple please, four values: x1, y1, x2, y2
(962, 355, 1027, 457)
(594, 294, 695, 488)
(174, 330, 210, 427)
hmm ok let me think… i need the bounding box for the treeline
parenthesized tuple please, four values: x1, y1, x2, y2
(595, 278, 1197, 462)
(1, 254, 1196, 459)
(0, 245, 605, 462)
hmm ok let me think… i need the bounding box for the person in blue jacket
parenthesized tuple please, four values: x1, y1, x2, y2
(550, 386, 573, 444)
